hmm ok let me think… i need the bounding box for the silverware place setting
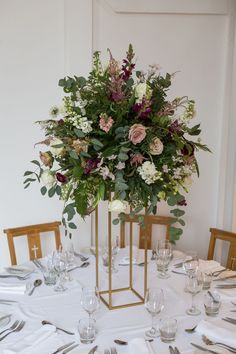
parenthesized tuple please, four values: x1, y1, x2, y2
(184, 324, 197, 333)
(114, 338, 153, 345)
(0, 320, 25, 341)
(169, 345, 180, 354)
(202, 334, 236, 353)
(222, 317, 236, 325)
(88, 345, 98, 354)
(191, 342, 219, 354)
(74, 252, 89, 262)
(52, 341, 79, 354)
(42, 320, 75, 335)
(28, 279, 42, 296)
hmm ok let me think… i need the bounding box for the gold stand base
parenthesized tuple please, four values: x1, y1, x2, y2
(99, 287, 144, 310)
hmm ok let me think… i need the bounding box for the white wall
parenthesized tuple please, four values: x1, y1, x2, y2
(1, 0, 236, 268)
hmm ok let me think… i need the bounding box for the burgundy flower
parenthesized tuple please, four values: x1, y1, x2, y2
(56, 172, 68, 184)
(132, 100, 152, 119)
(57, 119, 64, 125)
(168, 120, 183, 135)
(84, 159, 100, 175)
(181, 142, 195, 157)
(177, 198, 187, 206)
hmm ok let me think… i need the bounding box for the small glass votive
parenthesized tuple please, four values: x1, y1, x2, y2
(204, 292, 221, 316)
(78, 318, 96, 344)
(202, 272, 212, 290)
(159, 318, 177, 343)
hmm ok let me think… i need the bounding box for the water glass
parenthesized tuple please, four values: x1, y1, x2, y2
(43, 261, 57, 286)
(78, 318, 96, 344)
(160, 318, 177, 343)
(156, 240, 172, 279)
(202, 272, 212, 290)
(145, 287, 164, 338)
(53, 250, 67, 292)
(204, 292, 221, 316)
(183, 251, 199, 278)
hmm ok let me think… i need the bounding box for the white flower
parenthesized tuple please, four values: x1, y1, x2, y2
(107, 154, 117, 160)
(135, 83, 151, 103)
(162, 165, 169, 173)
(41, 170, 55, 188)
(108, 200, 128, 213)
(99, 166, 115, 180)
(173, 167, 182, 180)
(49, 106, 60, 118)
(50, 137, 64, 156)
(116, 162, 125, 170)
(138, 161, 162, 185)
(182, 176, 193, 190)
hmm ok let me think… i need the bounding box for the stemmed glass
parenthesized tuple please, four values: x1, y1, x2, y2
(53, 250, 67, 292)
(185, 273, 202, 315)
(145, 287, 164, 338)
(81, 286, 100, 320)
(156, 240, 172, 279)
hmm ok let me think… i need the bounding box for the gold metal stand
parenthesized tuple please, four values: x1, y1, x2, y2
(95, 205, 148, 310)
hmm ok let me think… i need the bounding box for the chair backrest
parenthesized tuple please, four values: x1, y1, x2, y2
(207, 228, 236, 269)
(120, 214, 173, 249)
(3, 221, 61, 265)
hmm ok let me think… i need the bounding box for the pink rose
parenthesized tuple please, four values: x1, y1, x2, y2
(149, 137, 164, 155)
(130, 154, 145, 166)
(128, 124, 146, 145)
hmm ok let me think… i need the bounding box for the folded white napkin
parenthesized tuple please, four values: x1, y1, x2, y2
(193, 345, 230, 354)
(119, 246, 151, 265)
(128, 338, 155, 354)
(196, 319, 236, 347)
(198, 260, 223, 273)
(216, 288, 236, 300)
(0, 282, 26, 294)
(3, 324, 57, 354)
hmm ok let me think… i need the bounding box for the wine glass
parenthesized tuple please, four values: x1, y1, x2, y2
(53, 250, 67, 292)
(183, 251, 199, 278)
(81, 286, 100, 319)
(145, 287, 164, 338)
(156, 240, 172, 278)
(185, 273, 202, 315)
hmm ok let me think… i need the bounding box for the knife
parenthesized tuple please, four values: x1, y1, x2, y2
(191, 343, 219, 354)
(52, 341, 75, 354)
(88, 345, 98, 354)
(62, 343, 79, 354)
(213, 275, 236, 281)
(169, 346, 175, 354)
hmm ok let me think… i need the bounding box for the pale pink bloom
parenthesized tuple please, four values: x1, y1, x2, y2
(128, 124, 146, 145)
(99, 114, 114, 133)
(116, 161, 125, 170)
(149, 137, 164, 155)
(130, 154, 145, 166)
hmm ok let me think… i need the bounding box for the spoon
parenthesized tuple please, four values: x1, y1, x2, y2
(114, 339, 153, 345)
(185, 324, 197, 333)
(67, 262, 90, 272)
(28, 279, 42, 296)
(207, 291, 220, 303)
(42, 320, 75, 335)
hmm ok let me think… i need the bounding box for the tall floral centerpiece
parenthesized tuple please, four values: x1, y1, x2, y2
(24, 45, 209, 242)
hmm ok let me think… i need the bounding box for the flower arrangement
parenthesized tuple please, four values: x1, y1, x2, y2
(24, 45, 209, 241)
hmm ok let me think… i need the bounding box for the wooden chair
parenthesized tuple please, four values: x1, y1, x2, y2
(120, 214, 173, 249)
(207, 228, 236, 270)
(4, 221, 61, 265)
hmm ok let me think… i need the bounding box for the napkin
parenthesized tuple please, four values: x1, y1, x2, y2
(198, 260, 223, 273)
(3, 324, 57, 354)
(119, 246, 139, 265)
(128, 338, 155, 354)
(196, 319, 236, 347)
(193, 345, 230, 354)
(0, 282, 27, 294)
(215, 287, 236, 300)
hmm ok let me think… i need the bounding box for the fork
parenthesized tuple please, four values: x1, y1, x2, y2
(0, 320, 19, 336)
(202, 335, 236, 353)
(0, 320, 25, 341)
(0, 274, 29, 280)
(222, 317, 236, 325)
(74, 252, 89, 262)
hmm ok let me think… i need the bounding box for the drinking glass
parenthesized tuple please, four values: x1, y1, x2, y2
(183, 251, 199, 278)
(53, 250, 67, 292)
(145, 287, 164, 338)
(202, 271, 212, 290)
(204, 291, 221, 316)
(102, 236, 120, 273)
(186, 274, 202, 315)
(78, 318, 96, 344)
(42, 258, 57, 286)
(156, 240, 172, 279)
(159, 318, 178, 343)
(81, 286, 100, 319)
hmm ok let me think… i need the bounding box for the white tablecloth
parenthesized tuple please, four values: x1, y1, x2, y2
(0, 251, 235, 354)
